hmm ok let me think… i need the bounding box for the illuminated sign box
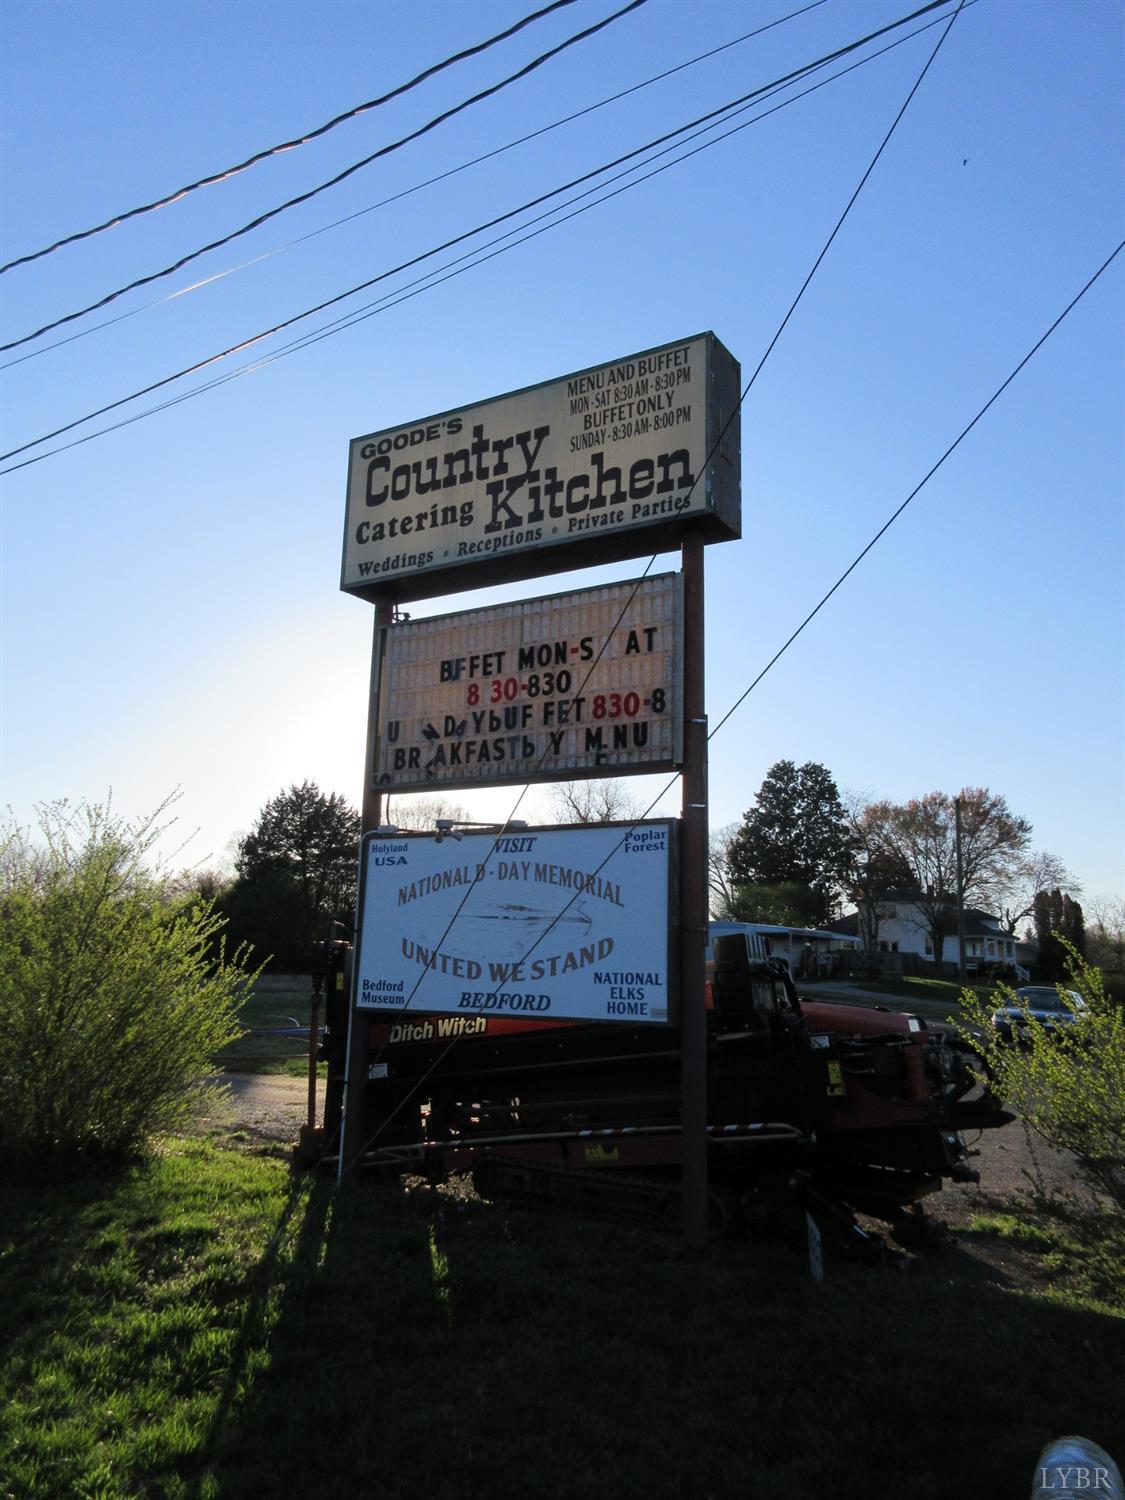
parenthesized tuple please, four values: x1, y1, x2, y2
(372, 573, 683, 792)
(353, 822, 677, 1025)
(342, 331, 740, 602)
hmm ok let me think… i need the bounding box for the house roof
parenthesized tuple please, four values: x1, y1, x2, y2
(841, 896, 1009, 938)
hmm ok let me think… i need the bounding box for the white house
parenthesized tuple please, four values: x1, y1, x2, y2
(834, 891, 1025, 976)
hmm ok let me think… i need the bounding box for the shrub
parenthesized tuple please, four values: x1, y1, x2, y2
(957, 942, 1125, 1213)
(0, 798, 259, 1162)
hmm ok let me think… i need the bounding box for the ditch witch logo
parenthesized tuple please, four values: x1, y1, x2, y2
(351, 418, 695, 572)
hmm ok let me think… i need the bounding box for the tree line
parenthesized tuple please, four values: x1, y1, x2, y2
(198, 767, 1101, 977)
(710, 759, 1086, 971)
(0, 772, 1113, 1163)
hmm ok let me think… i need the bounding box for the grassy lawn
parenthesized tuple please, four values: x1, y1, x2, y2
(2, 1140, 1121, 1499)
(214, 976, 321, 1077)
(841, 974, 996, 1004)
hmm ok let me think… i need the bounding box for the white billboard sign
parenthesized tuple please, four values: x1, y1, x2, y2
(372, 574, 682, 792)
(354, 823, 676, 1025)
(342, 331, 740, 602)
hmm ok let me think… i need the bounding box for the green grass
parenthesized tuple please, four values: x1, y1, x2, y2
(213, 978, 319, 1076)
(964, 1211, 1055, 1248)
(849, 974, 996, 1004)
(2, 1140, 1122, 1499)
(963, 1198, 1125, 1309)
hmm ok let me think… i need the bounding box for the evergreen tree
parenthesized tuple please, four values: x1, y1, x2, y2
(727, 760, 852, 924)
(1062, 893, 1086, 959)
(726, 881, 825, 928)
(1034, 886, 1086, 981)
(219, 781, 360, 969)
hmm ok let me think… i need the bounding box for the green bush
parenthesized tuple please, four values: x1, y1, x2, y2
(0, 798, 259, 1162)
(957, 942, 1125, 1213)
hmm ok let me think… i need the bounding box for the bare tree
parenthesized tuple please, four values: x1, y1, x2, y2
(1086, 895, 1125, 972)
(993, 849, 1079, 935)
(383, 795, 470, 831)
(842, 793, 912, 950)
(548, 779, 644, 825)
(861, 788, 1032, 966)
(708, 822, 740, 918)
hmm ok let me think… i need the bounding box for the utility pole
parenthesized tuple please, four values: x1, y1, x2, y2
(955, 795, 968, 988)
(680, 529, 709, 1246)
(339, 597, 394, 1182)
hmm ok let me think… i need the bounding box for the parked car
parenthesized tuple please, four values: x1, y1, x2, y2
(990, 985, 1085, 1042)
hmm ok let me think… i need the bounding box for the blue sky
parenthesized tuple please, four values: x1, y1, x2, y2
(1, 0, 1122, 903)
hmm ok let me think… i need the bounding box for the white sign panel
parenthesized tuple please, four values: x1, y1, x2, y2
(373, 574, 683, 792)
(342, 332, 740, 602)
(354, 823, 676, 1025)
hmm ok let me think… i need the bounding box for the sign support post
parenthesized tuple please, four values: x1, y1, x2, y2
(339, 597, 393, 1182)
(680, 528, 709, 1245)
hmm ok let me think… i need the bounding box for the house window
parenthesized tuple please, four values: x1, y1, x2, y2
(925, 940, 933, 955)
(1005, 941, 1013, 956)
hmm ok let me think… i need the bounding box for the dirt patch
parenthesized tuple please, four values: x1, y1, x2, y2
(942, 1118, 1084, 1221)
(195, 1072, 324, 1144)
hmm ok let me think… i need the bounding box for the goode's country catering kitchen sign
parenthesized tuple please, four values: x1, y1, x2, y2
(342, 332, 740, 601)
(354, 823, 676, 1025)
(371, 574, 683, 792)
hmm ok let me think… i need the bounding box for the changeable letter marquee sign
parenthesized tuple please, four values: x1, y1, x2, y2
(371, 573, 683, 792)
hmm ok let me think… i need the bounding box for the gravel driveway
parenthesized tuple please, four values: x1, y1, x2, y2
(201, 1072, 326, 1142)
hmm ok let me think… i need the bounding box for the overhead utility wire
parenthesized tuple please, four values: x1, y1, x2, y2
(0, 22, 919, 477)
(0, 0, 955, 469)
(250, 6, 973, 370)
(0, 3, 956, 473)
(349, 239, 1125, 1166)
(0, 0, 581, 274)
(708, 237, 1125, 743)
(148, 3, 971, 427)
(1, 0, 830, 371)
(0, 0, 651, 351)
(1, 5, 945, 473)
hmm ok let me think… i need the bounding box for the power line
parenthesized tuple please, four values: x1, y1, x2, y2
(0, 0, 651, 352)
(1, 0, 830, 371)
(0, 2, 958, 471)
(198, 6, 974, 405)
(0, 0, 956, 469)
(708, 236, 1125, 742)
(0, 11, 939, 471)
(0, 0, 581, 275)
